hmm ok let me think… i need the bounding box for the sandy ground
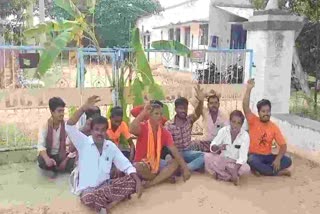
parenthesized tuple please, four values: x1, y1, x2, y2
(1, 64, 320, 213)
(0, 154, 320, 214)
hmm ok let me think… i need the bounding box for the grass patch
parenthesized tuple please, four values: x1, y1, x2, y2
(0, 124, 34, 148)
(290, 89, 320, 121)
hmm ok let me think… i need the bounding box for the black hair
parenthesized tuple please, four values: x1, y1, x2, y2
(207, 95, 220, 103)
(85, 107, 101, 120)
(90, 116, 108, 129)
(174, 97, 188, 107)
(110, 106, 123, 118)
(257, 99, 271, 112)
(150, 100, 164, 108)
(229, 110, 245, 124)
(49, 97, 66, 112)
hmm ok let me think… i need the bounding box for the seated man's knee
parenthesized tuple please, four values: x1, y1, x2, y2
(247, 155, 260, 167)
(133, 162, 144, 173)
(168, 159, 179, 169)
(37, 155, 47, 169)
(282, 156, 292, 169)
(133, 162, 154, 179)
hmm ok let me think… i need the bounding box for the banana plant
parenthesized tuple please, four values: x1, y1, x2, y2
(151, 40, 191, 57)
(128, 28, 170, 119)
(23, 0, 112, 85)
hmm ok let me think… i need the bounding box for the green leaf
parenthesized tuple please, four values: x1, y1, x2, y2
(87, 0, 96, 14)
(131, 28, 154, 85)
(37, 29, 74, 75)
(119, 66, 130, 123)
(106, 104, 114, 119)
(148, 83, 165, 100)
(131, 78, 144, 106)
(24, 20, 79, 38)
(151, 40, 191, 57)
(54, 0, 82, 18)
(68, 106, 77, 117)
(162, 104, 170, 120)
(148, 83, 170, 120)
(119, 133, 129, 148)
(24, 23, 48, 38)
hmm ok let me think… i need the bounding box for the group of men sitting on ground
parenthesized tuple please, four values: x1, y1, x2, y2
(37, 79, 292, 214)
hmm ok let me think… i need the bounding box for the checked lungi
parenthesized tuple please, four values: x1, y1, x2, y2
(80, 175, 136, 212)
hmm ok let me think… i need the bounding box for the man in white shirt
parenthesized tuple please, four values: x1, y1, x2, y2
(66, 96, 142, 214)
(204, 110, 251, 186)
(37, 97, 75, 174)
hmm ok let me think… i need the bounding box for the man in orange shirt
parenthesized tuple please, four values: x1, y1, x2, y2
(107, 106, 135, 162)
(243, 79, 292, 176)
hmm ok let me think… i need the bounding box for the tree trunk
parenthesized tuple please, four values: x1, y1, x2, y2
(292, 47, 311, 96)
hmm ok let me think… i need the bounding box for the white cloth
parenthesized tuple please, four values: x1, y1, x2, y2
(69, 166, 80, 195)
(200, 108, 229, 142)
(210, 126, 250, 165)
(37, 123, 62, 155)
(65, 123, 136, 194)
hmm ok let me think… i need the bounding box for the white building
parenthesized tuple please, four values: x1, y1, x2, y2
(136, 0, 254, 71)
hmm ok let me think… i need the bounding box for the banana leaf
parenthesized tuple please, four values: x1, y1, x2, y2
(131, 28, 153, 86)
(151, 40, 191, 57)
(68, 106, 77, 117)
(148, 83, 170, 119)
(131, 78, 144, 106)
(24, 20, 79, 38)
(54, 0, 83, 19)
(37, 28, 75, 75)
(106, 104, 113, 119)
(131, 28, 171, 119)
(119, 66, 130, 124)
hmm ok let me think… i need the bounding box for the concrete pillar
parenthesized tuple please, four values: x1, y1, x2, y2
(243, 10, 304, 114)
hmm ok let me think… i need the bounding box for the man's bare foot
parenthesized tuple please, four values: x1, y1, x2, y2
(212, 172, 218, 180)
(231, 177, 240, 186)
(251, 169, 261, 177)
(142, 180, 151, 189)
(167, 176, 176, 184)
(277, 169, 291, 177)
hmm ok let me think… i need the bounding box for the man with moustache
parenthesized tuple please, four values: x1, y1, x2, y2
(37, 97, 75, 174)
(66, 96, 142, 214)
(243, 79, 292, 176)
(188, 91, 228, 152)
(164, 85, 206, 172)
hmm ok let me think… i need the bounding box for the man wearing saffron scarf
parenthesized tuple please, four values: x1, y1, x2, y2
(131, 103, 171, 160)
(66, 96, 142, 214)
(37, 97, 75, 174)
(130, 100, 191, 188)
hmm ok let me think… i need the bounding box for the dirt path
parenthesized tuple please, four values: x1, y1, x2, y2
(0, 155, 320, 214)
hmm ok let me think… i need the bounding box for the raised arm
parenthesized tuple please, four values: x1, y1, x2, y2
(130, 104, 150, 136)
(66, 96, 101, 150)
(190, 85, 205, 123)
(67, 95, 100, 126)
(243, 79, 255, 116)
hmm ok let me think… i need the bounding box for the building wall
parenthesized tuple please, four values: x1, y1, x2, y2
(272, 115, 320, 164)
(136, 0, 253, 71)
(209, 6, 248, 48)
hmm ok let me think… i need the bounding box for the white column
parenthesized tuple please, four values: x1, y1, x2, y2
(243, 10, 304, 114)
